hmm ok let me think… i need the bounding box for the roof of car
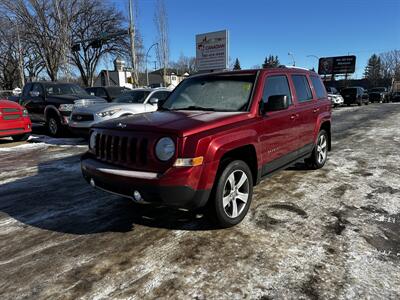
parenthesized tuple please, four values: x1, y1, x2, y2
(191, 67, 318, 78)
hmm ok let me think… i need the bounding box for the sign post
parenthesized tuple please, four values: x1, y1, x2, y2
(196, 30, 229, 72)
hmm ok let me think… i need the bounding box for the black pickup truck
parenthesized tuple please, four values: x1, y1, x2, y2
(20, 82, 105, 136)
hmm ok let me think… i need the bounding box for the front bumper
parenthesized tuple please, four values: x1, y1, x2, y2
(0, 117, 32, 137)
(81, 155, 211, 209)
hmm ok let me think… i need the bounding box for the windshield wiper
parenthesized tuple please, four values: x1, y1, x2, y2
(175, 105, 217, 111)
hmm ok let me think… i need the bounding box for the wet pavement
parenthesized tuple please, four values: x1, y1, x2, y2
(0, 104, 399, 299)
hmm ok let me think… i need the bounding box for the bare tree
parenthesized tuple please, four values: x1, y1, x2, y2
(380, 50, 400, 82)
(170, 53, 196, 74)
(69, 0, 128, 87)
(154, 0, 169, 86)
(1, 0, 79, 81)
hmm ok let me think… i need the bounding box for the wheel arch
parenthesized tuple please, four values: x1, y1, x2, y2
(44, 105, 62, 121)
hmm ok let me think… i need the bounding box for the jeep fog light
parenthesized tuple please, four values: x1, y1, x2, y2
(174, 156, 204, 167)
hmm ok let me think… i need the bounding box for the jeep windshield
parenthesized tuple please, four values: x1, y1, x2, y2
(45, 84, 88, 96)
(162, 73, 256, 112)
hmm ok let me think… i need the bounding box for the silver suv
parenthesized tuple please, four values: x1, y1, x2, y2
(69, 88, 171, 136)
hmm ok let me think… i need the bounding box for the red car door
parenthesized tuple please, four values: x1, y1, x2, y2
(290, 74, 317, 155)
(257, 73, 299, 174)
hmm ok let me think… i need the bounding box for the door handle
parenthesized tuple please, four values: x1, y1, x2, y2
(313, 108, 320, 113)
(290, 114, 297, 120)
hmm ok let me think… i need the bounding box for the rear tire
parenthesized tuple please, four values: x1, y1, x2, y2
(306, 130, 328, 169)
(11, 133, 29, 141)
(47, 114, 62, 137)
(213, 160, 253, 228)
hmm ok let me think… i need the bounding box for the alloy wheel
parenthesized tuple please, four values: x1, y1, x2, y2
(316, 134, 327, 165)
(49, 118, 58, 135)
(222, 170, 249, 218)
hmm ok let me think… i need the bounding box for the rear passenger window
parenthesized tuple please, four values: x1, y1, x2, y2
(292, 75, 313, 102)
(310, 76, 327, 99)
(262, 75, 292, 105)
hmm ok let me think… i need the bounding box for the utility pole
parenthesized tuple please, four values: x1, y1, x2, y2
(16, 22, 25, 88)
(129, 0, 138, 87)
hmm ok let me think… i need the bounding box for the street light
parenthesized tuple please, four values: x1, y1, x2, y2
(288, 52, 295, 66)
(146, 43, 158, 86)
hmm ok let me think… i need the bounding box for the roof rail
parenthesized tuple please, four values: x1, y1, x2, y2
(278, 65, 313, 71)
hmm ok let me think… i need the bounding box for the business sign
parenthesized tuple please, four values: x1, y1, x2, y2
(318, 55, 356, 75)
(196, 30, 228, 72)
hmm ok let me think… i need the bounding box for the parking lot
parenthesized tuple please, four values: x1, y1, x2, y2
(0, 103, 399, 299)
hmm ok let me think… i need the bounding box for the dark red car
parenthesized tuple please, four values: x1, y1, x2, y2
(0, 99, 32, 141)
(81, 67, 332, 227)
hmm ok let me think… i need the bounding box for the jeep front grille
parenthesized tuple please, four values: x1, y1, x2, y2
(95, 132, 148, 166)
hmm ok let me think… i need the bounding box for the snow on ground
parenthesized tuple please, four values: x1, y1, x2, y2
(0, 104, 399, 299)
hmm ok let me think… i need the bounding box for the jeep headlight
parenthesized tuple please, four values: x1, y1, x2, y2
(59, 104, 74, 111)
(155, 137, 175, 161)
(89, 131, 96, 150)
(97, 109, 121, 118)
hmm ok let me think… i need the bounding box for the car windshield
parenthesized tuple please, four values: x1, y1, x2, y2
(113, 90, 150, 103)
(370, 88, 386, 92)
(342, 88, 357, 95)
(45, 84, 88, 96)
(162, 73, 256, 111)
(107, 87, 130, 98)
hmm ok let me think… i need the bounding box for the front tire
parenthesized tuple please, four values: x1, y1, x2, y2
(11, 133, 29, 142)
(47, 115, 62, 137)
(306, 130, 328, 169)
(213, 160, 253, 228)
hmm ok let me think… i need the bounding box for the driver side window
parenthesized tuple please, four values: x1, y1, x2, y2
(262, 75, 292, 105)
(31, 84, 44, 96)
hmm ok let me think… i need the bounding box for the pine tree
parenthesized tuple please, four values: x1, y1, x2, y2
(364, 54, 382, 86)
(262, 55, 280, 68)
(233, 58, 241, 70)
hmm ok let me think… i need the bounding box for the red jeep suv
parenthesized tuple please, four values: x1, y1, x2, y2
(81, 67, 331, 227)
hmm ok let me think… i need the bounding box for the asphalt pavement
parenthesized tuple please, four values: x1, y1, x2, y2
(0, 103, 399, 299)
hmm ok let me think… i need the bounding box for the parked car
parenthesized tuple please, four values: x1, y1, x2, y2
(69, 88, 171, 136)
(20, 82, 106, 136)
(81, 67, 332, 227)
(325, 86, 339, 94)
(341, 87, 369, 106)
(390, 92, 400, 102)
(86, 86, 131, 102)
(368, 87, 388, 103)
(0, 99, 32, 141)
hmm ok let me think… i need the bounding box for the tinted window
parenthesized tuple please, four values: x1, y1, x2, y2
(32, 83, 44, 96)
(262, 75, 292, 105)
(45, 84, 88, 96)
(292, 75, 313, 102)
(96, 88, 107, 98)
(113, 91, 150, 103)
(310, 76, 327, 99)
(22, 83, 32, 97)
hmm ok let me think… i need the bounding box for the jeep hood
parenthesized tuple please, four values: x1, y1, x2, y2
(94, 110, 251, 137)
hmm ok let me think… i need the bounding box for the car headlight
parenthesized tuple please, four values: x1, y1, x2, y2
(96, 109, 121, 118)
(155, 137, 175, 161)
(22, 109, 28, 117)
(89, 131, 96, 149)
(59, 104, 74, 111)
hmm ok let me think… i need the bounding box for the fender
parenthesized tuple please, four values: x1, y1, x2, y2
(313, 110, 332, 150)
(195, 127, 259, 190)
(44, 105, 62, 120)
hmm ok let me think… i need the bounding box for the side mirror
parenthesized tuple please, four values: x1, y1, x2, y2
(263, 95, 289, 113)
(149, 97, 159, 105)
(29, 90, 40, 97)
